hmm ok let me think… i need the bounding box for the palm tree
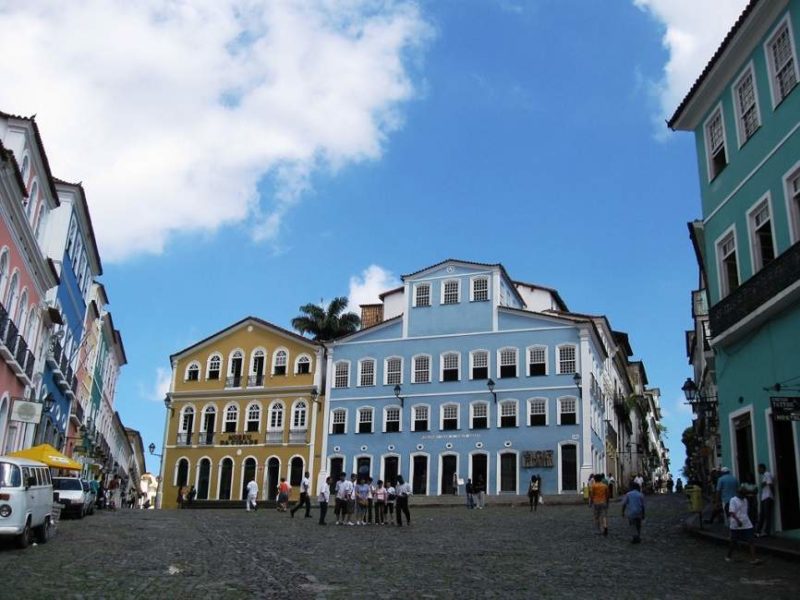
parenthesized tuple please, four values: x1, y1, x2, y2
(291, 297, 360, 341)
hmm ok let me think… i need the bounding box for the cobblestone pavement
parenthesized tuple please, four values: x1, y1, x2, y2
(2, 495, 799, 599)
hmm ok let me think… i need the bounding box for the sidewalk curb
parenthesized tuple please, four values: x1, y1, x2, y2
(683, 521, 800, 562)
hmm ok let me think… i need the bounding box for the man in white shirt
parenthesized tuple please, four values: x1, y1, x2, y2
(245, 479, 259, 512)
(341, 474, 356, 525)
(756, 463, 774, 537)
(291, 471, 312, 518)
(634, 474, 644, 493)
(318, 476, 331, 526)
(726, 485, 762, 564)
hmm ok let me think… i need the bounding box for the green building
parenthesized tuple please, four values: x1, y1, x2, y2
(670, 0, 800, 533)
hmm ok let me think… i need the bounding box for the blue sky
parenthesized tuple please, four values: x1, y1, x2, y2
(0, 0, 752, 476)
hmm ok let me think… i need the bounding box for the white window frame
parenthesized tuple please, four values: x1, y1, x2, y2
(413, 282, 431, 307)
(557, 396, 578, 425)
(731, 62, 761, 147)
(440, 403, 460, 430)
(333, 360, 350, 389)
(497, 399, 518, 428)
(358, 358, 376, 387)
(292, 400, 308, 430)
(469, 349, 490, 380)
(527, 345, 548, 376)
(715, 225, 741, 299)
(185, 361, 201, 381)
(527, 397, 548, 426)
(224, 403, 239, 432)
(294, 353, 312, 375)
(272, 348, 289, 375)
(246, 402, 261, 432)
(412, 404, 430, 432)
(179, 405, 195, 433)
(201, 405, 216, 432)
(384, 356, 403, 386)
(784, 161, 800, 244)
(440, 351, 460, 382)
(556, 344, 577, 375)
(228, 349, 244, 378)
(207, 353, 222, 381)
(268, 401, 284, 431)
(357, 406, 374, 434)
(497, 347, 518, 378)
(703, 103, 728, 182)
(470, 275, 490, 302)
(383, 405, 402, 433)
(440, 278, 461, 305)
(764, 14, 799, 108)
(470, 401, 490, 429)
(747, 193, 777, 274)
(330, 408, 347, 435)
(250, 347, 267, 379)
(412, 354, 431, 384)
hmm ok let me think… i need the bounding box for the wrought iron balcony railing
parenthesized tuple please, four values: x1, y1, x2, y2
(289, 429, 307, 444)
(198, 432, 215, 446)
(266, 431, 283, 444)
(248, 374, 265, 387)
(176, 432, 193, 446)
(225, 375, 243, 388)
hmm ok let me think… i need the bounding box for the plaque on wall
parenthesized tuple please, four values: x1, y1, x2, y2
(522, 450, 554, 468)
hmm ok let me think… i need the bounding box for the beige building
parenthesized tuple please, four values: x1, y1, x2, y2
(161, 317, 323, 508)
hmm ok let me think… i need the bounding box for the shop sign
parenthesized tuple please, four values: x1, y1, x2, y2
(522, 450, 554, 468)
(771, 397, 800, 422)
(10, 400, 43, 424)
(221, 433, 257, 446)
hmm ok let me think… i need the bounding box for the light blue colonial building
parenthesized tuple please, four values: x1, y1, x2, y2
(322, 259, 622, 497)
(670, 0, 800, 532)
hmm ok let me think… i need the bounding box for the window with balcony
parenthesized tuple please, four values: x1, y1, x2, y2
(269, 402, 284, 430)
(471, 402, 488, 429)
(499, 348, 517, 378)
(414, 283, 431, 307)
(246, 403, 260, 432)
(471, 276, 489, 301)
(413, 405, 429, 431)
(529, 398, 547, 426)
(499, 400, 517, 428)
(250, 349, 265, 386)
(331, 408, 346, 434)
(442, 404, 459, 430)
(749, 197, 775, 272)
(179, 406, 195, 444)
(227, 350, 243, 387)
(413, 355, 430, 383)
(359, 359, 376, 387)
(385, 406, 401, 432)
(528, 346, 546, 376)
(441, 352, 460, 382)
(358, 407, 373, 433)
(787, 168, 800, 244)
(292, 401, 307, 429)
(385, 357, 402, 385)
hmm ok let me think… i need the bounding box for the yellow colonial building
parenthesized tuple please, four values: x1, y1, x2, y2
(160, 317, 324, 508)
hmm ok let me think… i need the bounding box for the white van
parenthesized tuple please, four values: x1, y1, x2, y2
(0, 456, 55, 548)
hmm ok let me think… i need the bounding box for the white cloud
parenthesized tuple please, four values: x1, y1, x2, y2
(634, 0, 749, 126)
(147, 367, 172, 403)
(348, 264, 401, 309)
(0, 1, 431, 261)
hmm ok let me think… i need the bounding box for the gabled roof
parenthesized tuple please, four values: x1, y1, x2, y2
(330, 314, 403, 345)
(612, 331, 633, 357)
(512, 280, 569, 311)
(378, 285, 404, 299)
(53, 178, 103, 276)
(170, 316, 321, 361)
(0, 110, 60, 204)
(402, 258, 526, 307)
(0, 139, 28, 195)
(503, 306, 608, 359)
(667, 0, 759, 129)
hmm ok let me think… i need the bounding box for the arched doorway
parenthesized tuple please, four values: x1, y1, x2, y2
(441, 454, 457, 495)
(197, 458, 211, 500)
(357, 456, 371, 481)
(412, 455, 428, 495)
(471, 453, 487, 494)
(219, 458, 233, 500)
(266, 457, 280, 501)
(290, 456, 304, 487)
(176, 458, 189, 488)
(499, 452, 517, 493)
(383, 456, 399, 486)
(241, 457, 256, 499)
(329, 457, 343, 492)
(561, 444, 577, 492)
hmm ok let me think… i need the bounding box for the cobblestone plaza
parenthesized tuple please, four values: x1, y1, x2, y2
(2, 495, 798, 599)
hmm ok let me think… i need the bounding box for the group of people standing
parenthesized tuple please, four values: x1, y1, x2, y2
(325, 473, 412, 527)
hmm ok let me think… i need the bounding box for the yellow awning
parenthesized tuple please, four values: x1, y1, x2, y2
(9, 444, 82, 471)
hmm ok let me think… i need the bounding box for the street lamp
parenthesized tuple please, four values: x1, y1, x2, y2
(309, 387, 322, 412)
(393, 384, 405, 408)
(681, 378, 718, 408)
(486, 379, 497, 404)
(149, 443, 164, 510)
(573, 372, 582, 393)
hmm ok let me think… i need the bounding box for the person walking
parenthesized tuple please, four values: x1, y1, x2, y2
(291, 471, 312, 518)
(589, 472, 610, 536)
(396, 475, 412, 527)
(318, 476, 331, 525)
(727, 485, 762, 564)
(277, 478, 291, 512)
(245, 478, 259, 512)
(176, 485, 186, 509)
(756, 463, 774, 537)
(528, 475, 541, 512)
(621, 482, 645, 543)
(716, 467, 739, 523)
(465, 478, 475, 509)
(607, 474, 616, 499)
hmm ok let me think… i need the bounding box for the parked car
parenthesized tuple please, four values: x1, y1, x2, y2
(80, 480, 96, 515)
(52, 477, 89, 518)
(0, 456, 55, 548)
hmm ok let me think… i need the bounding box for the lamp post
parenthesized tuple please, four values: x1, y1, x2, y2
(681, 378, 719, 481)
(393, 384, 405, 408)
(309, 387, 321, 412)
(486, 379, 497, 404)
(148, 442, 163, 509)
(573, 372, 582, 392)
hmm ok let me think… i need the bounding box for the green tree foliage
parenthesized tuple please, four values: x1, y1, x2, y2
(291, 297, 360, 342)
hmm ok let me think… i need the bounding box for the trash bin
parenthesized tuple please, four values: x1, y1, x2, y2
(685, 485, 702, 512)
